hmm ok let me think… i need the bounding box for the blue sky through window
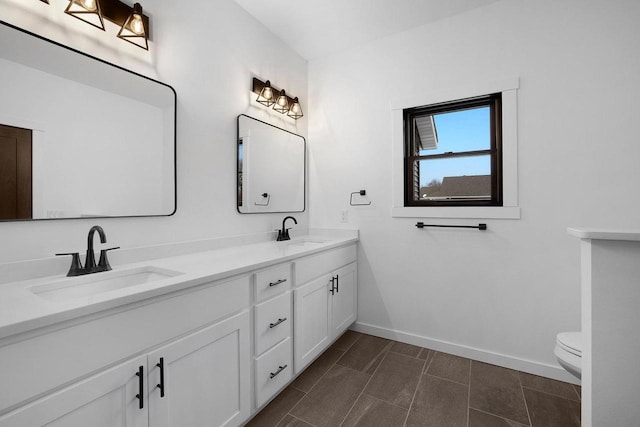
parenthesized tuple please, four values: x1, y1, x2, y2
(419, 106, 490, 187)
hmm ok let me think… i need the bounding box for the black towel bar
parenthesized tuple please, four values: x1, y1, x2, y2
(415, 222, 487, 231)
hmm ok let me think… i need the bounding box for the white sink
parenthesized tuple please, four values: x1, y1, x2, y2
(284, 238, 329, 248)
(30, 266, 183, 302)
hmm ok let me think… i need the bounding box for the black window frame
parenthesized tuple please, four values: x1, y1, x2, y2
(403, 93, 503, 207)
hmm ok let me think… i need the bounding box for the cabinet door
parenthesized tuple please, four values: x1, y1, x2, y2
(0, 355, 148, 427)
(331, 262, 358, 338)
(148, 310, 251, 427)
(294, 275, 331, 373)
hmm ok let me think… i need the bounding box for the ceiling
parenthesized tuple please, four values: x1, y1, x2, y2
(233, 0, 501, 61)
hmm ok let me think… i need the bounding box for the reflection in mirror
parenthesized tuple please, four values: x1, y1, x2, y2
(0, 21, 176, 221)
(237, 115, 305, 213)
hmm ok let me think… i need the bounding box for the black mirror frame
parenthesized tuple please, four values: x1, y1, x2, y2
(236, 114, 306, 214)
(0, 20, 177, 222)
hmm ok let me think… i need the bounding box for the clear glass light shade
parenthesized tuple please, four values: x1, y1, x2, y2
(287, 97, 303, 120)
(64, 0, 105, 31)
(273, 90, 290, 114)
(256, 81, 275, 107)
(117, 3, 148, 50)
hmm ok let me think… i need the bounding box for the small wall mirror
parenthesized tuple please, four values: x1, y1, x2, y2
(237, 115, 305, 213)
(0, 21, 176, 221)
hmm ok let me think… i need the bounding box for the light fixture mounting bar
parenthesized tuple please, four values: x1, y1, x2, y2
(252, 77, 296, 106)
(93, 0, 151, 39)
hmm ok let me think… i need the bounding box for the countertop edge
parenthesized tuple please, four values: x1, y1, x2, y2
(567, 227, 640, 241)
(0, 235, 359, 341)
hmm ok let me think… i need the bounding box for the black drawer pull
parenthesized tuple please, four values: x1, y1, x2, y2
(269, 317, 287, 328)
(269, 364, 288, 379)
(135, 365, 144, 409)
(330, 277, 335, 295)
(269, 278, 287, 287)
(156, 357, 165, 398)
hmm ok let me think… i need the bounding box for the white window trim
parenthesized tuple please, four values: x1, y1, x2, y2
(391, 77, 520, 219)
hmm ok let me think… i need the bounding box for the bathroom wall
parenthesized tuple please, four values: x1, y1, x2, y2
(308, 0, 640, 380)
(0, 0, 308, 263)
(0, 58, 166, 218)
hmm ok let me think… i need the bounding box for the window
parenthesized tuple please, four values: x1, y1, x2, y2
(403, 94, 502, 207)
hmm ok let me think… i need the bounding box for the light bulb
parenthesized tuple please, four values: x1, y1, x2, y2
(278, 96, 287, 106)
(130, 13, 145, 35)
(80, 0, 97, 12)
(263, 87, 273, 99)
(291, 104, 300, 113)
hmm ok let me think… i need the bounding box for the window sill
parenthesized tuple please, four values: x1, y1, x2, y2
(391, 206, 521, 219)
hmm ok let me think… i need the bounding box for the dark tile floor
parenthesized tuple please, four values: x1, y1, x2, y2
(246, 331, 581, 427)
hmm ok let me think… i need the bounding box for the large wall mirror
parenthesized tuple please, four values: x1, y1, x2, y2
(0, 21, 176, 221)
(237, 115, 305, 213)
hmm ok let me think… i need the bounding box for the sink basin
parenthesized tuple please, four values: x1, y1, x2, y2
(284, 238, 329, 248)
(31, 266, 183, 302)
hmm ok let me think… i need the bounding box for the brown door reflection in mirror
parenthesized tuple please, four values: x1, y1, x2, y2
(0, 124, 32, 220)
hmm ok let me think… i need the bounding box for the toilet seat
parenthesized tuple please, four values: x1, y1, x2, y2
(555, 331, 582, 379)
(557, 332, 582, 356)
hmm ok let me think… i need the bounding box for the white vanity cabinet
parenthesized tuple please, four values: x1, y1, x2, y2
(0, 354, 149, 427)
(252, 263, 293, 409)
(147, 311, 250, 427)
(0, 235, 359, 427)
(0, 276, 251, 427)
(293, 245, 357, 373)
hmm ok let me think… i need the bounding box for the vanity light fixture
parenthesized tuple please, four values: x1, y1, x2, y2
(64, 0, 106, 31)
(251, 77, 304, 120)
(51, 0, 151, 50)
(256, 80, 275, 107)
(287, 97, 303, 120)
(273, 90, 290, 114)
(116, 3, 148, 50)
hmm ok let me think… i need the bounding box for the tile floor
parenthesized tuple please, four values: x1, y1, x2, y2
(246, 331, 581, 427)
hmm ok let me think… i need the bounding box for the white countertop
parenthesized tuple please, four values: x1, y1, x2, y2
(0, 233, 358, 340)
(567, 228, 640, 242)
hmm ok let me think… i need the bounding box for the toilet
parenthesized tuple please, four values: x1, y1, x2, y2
(554, 331, 582, 379)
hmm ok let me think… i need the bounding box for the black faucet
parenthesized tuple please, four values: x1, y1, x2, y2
(85, 225, 106, 271)
(277, 216, 297, 241)
(56, 225, 119, 276)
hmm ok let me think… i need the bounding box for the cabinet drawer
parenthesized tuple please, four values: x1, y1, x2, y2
(255, 337, 292, 409)
(255, 263, 291, 302)
(295, 245, 357, 285)
(255, 292, 291, 355)
(0, 275, 250, 412)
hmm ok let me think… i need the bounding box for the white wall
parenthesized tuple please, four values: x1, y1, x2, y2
(240, 118, 305, 213)
(0, 58, 166, 217)
(0, 0, 308, 262)
(308, 0, 640, 379)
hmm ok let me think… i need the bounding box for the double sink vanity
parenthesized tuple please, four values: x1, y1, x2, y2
(0, 16, 339, 427)
(0, 229, 358, 426)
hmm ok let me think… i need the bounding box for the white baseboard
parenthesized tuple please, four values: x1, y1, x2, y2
(351, 321, 581, 386)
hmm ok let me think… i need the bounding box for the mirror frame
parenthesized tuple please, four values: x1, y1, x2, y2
(0, 20, 177, 221)
(236, 114, 306, 214)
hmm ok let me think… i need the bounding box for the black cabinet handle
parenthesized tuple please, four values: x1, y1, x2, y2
(269, 364, 288, 379)
(156, 357, 165, 398)
(269, 278, 287, 287)
(135, 365, 144, 409)
(330, 277, 335, 295)
(335, 275, 339, 293)
(269, 318, 287, 328)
